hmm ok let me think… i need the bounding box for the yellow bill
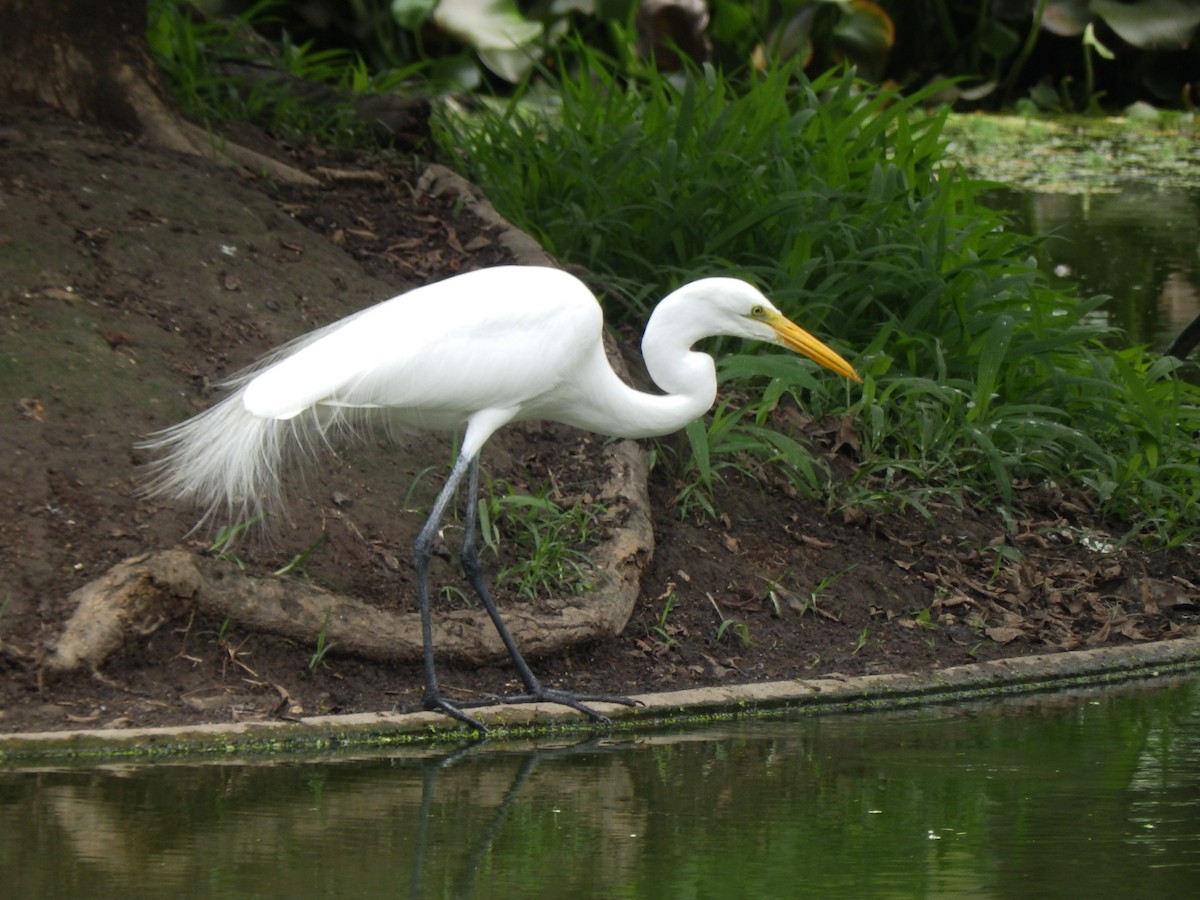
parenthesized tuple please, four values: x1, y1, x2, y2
(767, 310, 862, 383)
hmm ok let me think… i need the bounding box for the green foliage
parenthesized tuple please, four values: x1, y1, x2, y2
(883, 0, 1200, 111)
(852, 625, 870, 655)
(207, 516, 263, 562)
(716, 616, 752, 647)
(913, 606, 938, 629)
(710, 0, 895, 77)
(440, 56, 953, 330)
(162, 0, 1196, 111)
(710, 590, 752, 647)
(441, 56, 1200, 545)
(476, 484, 603, 600)
(147, 0, 420, 145)
(649, 591, 681, 651)
(309, 610, 334, 673)
(273, 534, 326, 576)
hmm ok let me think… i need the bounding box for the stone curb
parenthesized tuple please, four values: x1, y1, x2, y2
(5, 636, 1199, 765)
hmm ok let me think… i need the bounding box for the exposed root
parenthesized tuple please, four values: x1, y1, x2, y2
(45, 442, 652, 674)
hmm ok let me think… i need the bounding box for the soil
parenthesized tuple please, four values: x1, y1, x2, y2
(2, 104, 1199, 737)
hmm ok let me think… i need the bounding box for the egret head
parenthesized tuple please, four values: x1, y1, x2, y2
(677, 278, 862, 383)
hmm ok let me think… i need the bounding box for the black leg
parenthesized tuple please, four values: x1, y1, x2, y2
(411, 452, 639, 732)
(457, 458, 640, 723)
(413, 452, 490, 732)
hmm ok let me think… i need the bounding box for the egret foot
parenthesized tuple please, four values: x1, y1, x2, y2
(460, 685, 642, 726)
(420, 687, 639, 733)
(422, 693, 492, 734)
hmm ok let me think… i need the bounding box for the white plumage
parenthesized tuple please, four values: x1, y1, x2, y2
(141, 265, 859, 731)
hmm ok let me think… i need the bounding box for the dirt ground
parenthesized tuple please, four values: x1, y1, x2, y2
(2, 105, 1199, 736)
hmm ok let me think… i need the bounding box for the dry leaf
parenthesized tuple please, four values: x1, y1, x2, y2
(986, 626, 1024, 643)
(15, 397, 45, 421)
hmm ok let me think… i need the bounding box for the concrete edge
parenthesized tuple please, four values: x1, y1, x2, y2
(4, 636, 1200, 765)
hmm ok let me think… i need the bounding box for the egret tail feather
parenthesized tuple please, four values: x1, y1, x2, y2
(137, 388, 351, 532)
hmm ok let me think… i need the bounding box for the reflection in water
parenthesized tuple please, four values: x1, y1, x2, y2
(4, 680, 1200, 896)
(989, 184, 1200, 352)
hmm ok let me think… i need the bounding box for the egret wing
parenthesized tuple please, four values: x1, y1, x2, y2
(242, 267, 602, 425)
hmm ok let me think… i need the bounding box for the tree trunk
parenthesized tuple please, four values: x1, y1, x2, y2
(0, 0, 319, 181)
(0, 0, 196, 150)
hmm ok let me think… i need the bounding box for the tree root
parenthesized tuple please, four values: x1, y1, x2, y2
(416, 165, 556, 268)
(176, 120, 320, 186)
(46, 442, 652, 675)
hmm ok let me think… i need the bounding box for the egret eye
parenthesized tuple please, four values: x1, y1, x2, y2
(750, 304, 766, 319)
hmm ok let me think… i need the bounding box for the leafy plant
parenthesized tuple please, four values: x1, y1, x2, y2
(439, 584, 474, 607)
(669, 399, 774, 519)
(763, 569, 850, 621)
(147, 0, 421, 145)
(204, 616, 232, 646)
(716, 0, 895, 79)
(851, 625, 870, 655)
(708, 592, 752, 647)
(441, 54, 1200, 545)
(913, 607, 939, 630)
(716, 616, 752, 648)
(274, 534, 326, 576)
(309, 610, 334, 673)
(208, 516, 264, 562)
(392, 0, 549, 83)
(650, 591, 681, 650)
(476, 483, 602, 600)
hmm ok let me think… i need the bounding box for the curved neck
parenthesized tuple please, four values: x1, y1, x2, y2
(641, 288, 720, 399)
(544, 290, 718, 440)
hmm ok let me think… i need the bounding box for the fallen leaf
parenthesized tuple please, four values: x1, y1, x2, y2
(833, 412, 860, 454)
(799, 534, 834, 549)
(102, 330, 133, 348)
(985, 626, 1024, 643)
(1118, 620, 1149, 641)
(15, 397, 45, 421)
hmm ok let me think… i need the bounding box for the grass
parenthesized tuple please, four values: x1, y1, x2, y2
(274, 534, 326, 576)
(309, 610, 334, 673)
(708, 592, 752, 647)
(438, 52, 1200, 547)
(851, 626, 870, 656)
(649, 591, 681, 651)
(207, 516, 263, 563)
(476, 482, 603, 601)
(145, 11, 1200, 550)
(147, 0, 421, 147)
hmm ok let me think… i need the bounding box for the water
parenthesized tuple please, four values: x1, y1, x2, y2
(990, 184, 1200, 353)
(4, 678, 1200, 897)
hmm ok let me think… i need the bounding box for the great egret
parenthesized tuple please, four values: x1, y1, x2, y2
(141, 265, 860, 730)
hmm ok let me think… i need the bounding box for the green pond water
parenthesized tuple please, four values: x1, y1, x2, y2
(3, 677, 1200, 898)
(992, 184, 1200, 353)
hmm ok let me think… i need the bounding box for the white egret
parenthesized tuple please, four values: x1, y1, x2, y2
(141, 265, 860, 731)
